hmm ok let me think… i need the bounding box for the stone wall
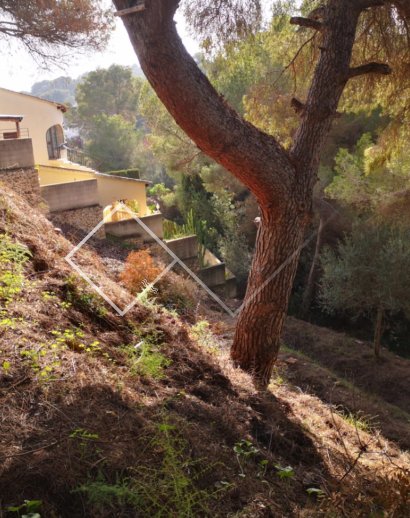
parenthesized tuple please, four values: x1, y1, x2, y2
(49, 205, 105, 240)
(0, 167, 41, 206)
(105, 213, 163, 242)
(41, 179, 98, 212)
(0, 138, 35, 169)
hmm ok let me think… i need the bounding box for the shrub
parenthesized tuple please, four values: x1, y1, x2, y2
(157, 271, 199, 319)
(0, 233, 31, 303)
(120, 250, 162, 294)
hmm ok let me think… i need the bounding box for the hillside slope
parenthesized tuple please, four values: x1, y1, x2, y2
(0, 187, 409, 517)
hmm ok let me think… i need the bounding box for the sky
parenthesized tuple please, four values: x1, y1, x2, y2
(0, 10, 199, 92)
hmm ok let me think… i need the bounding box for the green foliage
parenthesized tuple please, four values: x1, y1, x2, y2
(30, 76, 78, 104)
(326, 133, 410, 216)
(164, 209, 216, 268)
(76, 420, 219, 516)
(233, 439, 261, 477)
(70, 428, 100, 459)
(85, 114, 141, 172)
(0, 234, 31, 304)
(190, 320, 219, 352)
(128, 341, 171, 379)
(320, 223, 410, 352)
(74, 476, 142, 510)
(320, 224, 410, 318)
(123, 329, 171, 379)
(7, 499, 42, 518)
(212, 193, 252, 283)
(274, 464, 295, 480)
(76, 65, 142, 123)
(233, 439, 259, 458)
(65, 275, 108, 319)
(148, 183, 171, 198)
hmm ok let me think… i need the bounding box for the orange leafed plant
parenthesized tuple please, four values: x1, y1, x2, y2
(120, 250, 162, 294)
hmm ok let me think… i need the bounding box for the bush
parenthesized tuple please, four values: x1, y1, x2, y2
(157, 271, 200, 319)
(120, 250, 162, 294)
(0, 233, 31, 303)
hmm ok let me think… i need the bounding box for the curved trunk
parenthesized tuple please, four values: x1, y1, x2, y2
(231, 204, 308, 387)
(113, 0, 369, 386)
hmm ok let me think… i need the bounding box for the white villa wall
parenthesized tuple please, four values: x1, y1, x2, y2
(0, 88, 66, 165)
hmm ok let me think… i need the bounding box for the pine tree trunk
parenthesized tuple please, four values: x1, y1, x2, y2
(374, 306, 384, 358)
(231, 204, 308, 387)
(114, 0, 368, 385)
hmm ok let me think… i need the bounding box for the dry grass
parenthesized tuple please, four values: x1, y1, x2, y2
(0, 186, 409, 517)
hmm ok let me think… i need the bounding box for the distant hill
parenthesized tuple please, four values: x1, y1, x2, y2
(27, 65, 144, 106)
(28, 76, 79, 105)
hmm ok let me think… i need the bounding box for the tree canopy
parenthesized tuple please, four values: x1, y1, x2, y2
(0, 0, 112, 62)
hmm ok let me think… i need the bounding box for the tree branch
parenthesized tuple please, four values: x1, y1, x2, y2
(290, 17, 323, 31)
(348, 62, 392, 78)
(113, 0, 295, 207)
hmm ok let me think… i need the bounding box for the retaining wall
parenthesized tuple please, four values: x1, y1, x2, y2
(41, 179, 98, 212)
(0, 138, 35, 170)
(105, 213, 163, 242)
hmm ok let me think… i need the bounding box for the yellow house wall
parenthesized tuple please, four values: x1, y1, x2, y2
(0, 88, 66, 165)
(38, 165, 149, 216)
(38, 165, 96, 185)
(96, 175, 148, 215)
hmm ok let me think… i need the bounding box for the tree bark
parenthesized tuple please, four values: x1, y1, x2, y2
(113, 0, 370, 387)
(374, 306, 384, 358)
(231, 203, 308, 387)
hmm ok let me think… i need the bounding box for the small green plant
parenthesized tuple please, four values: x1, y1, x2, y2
(19, 328, 107, 382)
(2, 359, 11, 372)
(234, 439, 260, 477)
(0, 234, 31, 304)
(74, 475, 142, 511)
(65, 275, 108, 318)
(0, 314, 23, 329)
(190, 320, 218, 352)
(341, 410, 372, 432)
(274, 464, 295, 480)
(306, 487, 325, 498)
(257, 459, 269, 478)
(75, 419, 223, 516)
(7, 499, 42, 517)
(125, 341, 171, 379)
(70, 428, 100, 460)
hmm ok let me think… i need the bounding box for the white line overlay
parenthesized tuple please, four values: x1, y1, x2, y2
(65, 203, 236, 317)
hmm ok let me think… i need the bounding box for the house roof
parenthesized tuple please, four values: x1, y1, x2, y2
(0, 87, 67, 113)
(95, 172, 151, 185)
(0, 115, 24, 122)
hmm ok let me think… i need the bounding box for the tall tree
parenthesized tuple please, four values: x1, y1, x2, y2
(320, 224, 410, 358)
(0, 1, 112, 62)
(76, 65, 142, 125)
(113, 0, 410, 387)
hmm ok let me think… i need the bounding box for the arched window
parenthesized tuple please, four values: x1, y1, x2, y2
(46, 124, 64, 159)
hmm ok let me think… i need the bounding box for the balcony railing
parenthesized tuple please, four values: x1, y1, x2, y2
(0, 128, 30, 140)
(66, 146, 100, 169)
